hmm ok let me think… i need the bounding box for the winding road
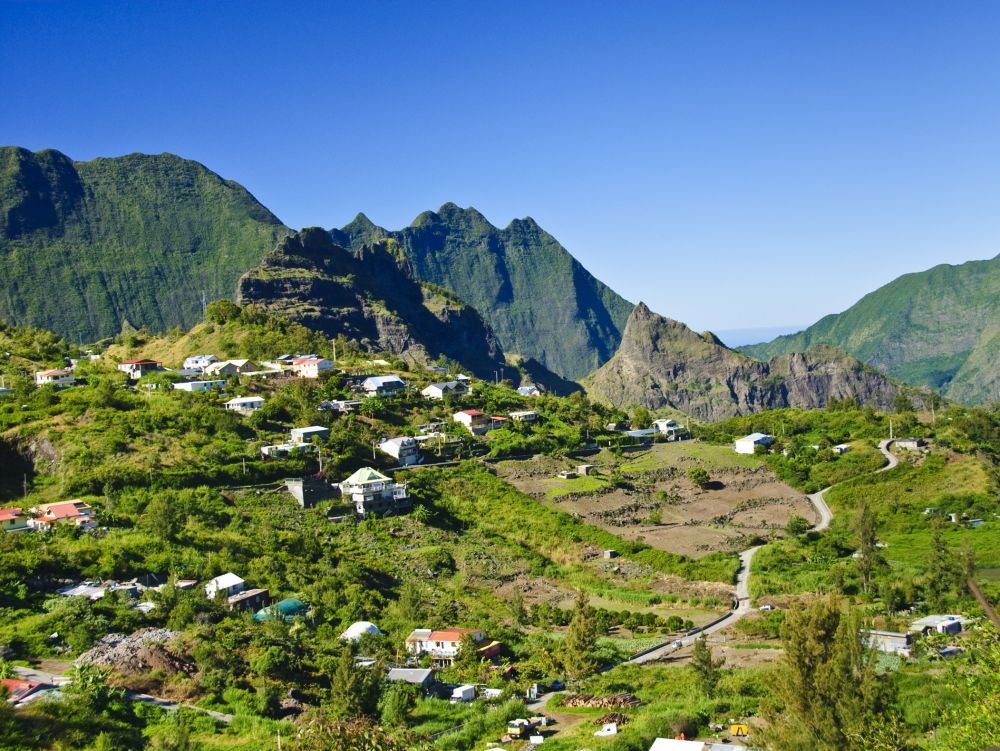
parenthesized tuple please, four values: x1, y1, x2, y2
(628, 439, 897, 664)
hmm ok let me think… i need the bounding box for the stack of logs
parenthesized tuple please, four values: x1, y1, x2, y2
(560, 693, 641, 709)
(594, 712, 631, 726)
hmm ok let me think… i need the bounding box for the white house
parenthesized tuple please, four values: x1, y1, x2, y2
(361, 375, 406, 396)
(292, 356, 334, 379)
(205, 572, 245, 600)
(404, 627, 499, 667)
(453, 409, 491, 435)
(509, 410, 539, 423)
(421, 381, 469, 400)
(897, 437, 926, 450)
(290, 426, 330, 445)
(380, 437, 421, 466)
(318, 399, 363, 413)
(117, 359, 161, 379)
(34, 368, 75, 387)
(183, 355, 219, 372)
(734, 432, 774, 455)
(204, 359, 259, 377)
(173, 380, 226, 393)
(338, 467, 410, 516)
(225, 396, 265, 413)
(516, 384, 542, 397)
(832, 443, 851, 455)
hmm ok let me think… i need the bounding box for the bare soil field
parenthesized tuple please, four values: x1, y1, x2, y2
(497, 441, 812, 559)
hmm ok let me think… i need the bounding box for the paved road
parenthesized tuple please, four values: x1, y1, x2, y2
(628, 439, 897, 665)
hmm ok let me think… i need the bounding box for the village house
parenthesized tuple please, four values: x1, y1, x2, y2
(204, 359, 260, 377)
(734, 432, 774, 455)
(318, 399, 363, 413)
(361, 375, 406, 396)
(34, 368, 75, 387)
(261, 442, 316, 458)
(117, 359, 161, 379)
(387, 667, 435, 691)
(509, 410, 539, 423)
(338, 467, 410, 517)
(227, 587, 270, 612)
(290, 426, 330, 445)
(292, 356, 334, 379)
(182, 354, 219, 372)
(224, 396, 265, 413)
(910, 614, 967, 636)
(897, 437, 926, 450)
(379, 437, 421, 466)
(204, 572, 245, 600)
(653, 418, 690, 440)
(173, 379, 226, 393)
(862, 628, 913, 657)
(421, 381, 469, 400)
(453, 409, 491, 435)
(0, 508, 29, 533)
(2, 677, 51, 706)
(517, 384, 542, 397)
(404, 627, 501, 667)
(30, 500, 95, 530)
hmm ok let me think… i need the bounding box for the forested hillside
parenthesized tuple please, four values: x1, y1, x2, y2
(0, 147, 288, 342)
(741, 255, 1000, 404)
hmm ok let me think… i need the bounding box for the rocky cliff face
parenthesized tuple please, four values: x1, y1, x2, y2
(585, 303, 914, 420)
(236, 228, 506, 378)
(331, 203, 634, 380)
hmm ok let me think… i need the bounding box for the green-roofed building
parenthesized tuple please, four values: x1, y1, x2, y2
(338, 466, 410, 517)
(254, 597, 308, 622)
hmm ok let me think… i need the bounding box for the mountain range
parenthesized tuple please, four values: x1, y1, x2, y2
(585, 303, 915, 421)
(331, 203, 633, 380)
(742, 255, 1000, 404)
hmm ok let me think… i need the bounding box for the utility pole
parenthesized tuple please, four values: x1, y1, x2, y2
(201, 291, 207, 318)
(889, 417, 894, 441)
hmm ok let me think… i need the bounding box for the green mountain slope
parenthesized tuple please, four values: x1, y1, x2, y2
(740, 255, 1000, 404)
(0, 146, 289, 342)
(331, 203, 634, 380)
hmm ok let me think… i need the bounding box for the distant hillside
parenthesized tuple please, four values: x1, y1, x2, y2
(0, 146, 288, 342)
(237, 227, 507, 378)
(331, 203, 634, 380)
(585, 303, 915, 421)
(741, 255, 1000, 404)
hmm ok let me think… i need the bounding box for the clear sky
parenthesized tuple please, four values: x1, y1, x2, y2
(4, 1, 1000, 333)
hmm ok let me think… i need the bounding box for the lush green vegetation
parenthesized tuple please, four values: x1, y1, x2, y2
(740, 253, 1000, 404)
(332, 203, 634, 380)
(0, 146, 289, 343)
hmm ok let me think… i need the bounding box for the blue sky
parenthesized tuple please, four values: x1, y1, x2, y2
(4, 2, 1000, 334)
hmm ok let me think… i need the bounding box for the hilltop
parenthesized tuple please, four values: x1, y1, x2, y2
(331, 203, 634, 380)
(741, 254, 1000, 404)
(0, 146, 288, 343)
(584, 302, 917, 420)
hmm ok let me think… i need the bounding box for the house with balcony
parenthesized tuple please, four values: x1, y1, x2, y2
(0, 508, 29, 533)
(379, 437, 421, 466)
(117, 359, 161, 380)
(34, 368, 76, 387)
(404, 627, 501, 667)
(183, 355, 219, 372)
(30, 500, 96, 530)
(453, 409, 491, 435)
(361, 375, 406, 396)
(421, 381, 469, 400)
(292, 356, 334, 379)
(338, 467, 410, 517)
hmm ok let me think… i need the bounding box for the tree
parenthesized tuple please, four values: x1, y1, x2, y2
(379, 681, 419, 727)
(205, 298, 241, 324)
(631, 406, 652, 430)
(690, 636, 724, 697)
(892, 392, 913, 414)
(766, 596, 895, 751)
(687, 467, 710, 488)
(327, 648, 380, 718)
(785, 516, 811, 536)
(854, 501, 885, 595)
(926, 521, 961, 609)
(562, 592, 598, 680)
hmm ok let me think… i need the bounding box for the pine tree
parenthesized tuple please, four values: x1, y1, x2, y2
(562, 592, 598, 680)
(854, 501, 884, 595)
(690, 636, 724, 697)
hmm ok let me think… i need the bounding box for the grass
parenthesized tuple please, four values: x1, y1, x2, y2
(546, 475, 610, 497)
(620, 442, 762, 474)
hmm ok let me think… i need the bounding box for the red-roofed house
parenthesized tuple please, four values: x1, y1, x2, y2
(117, 359, 161, 379)
(452, 409, 490, 435)
(1, 677, 48, 704)
(30, 500, 96, 530)
(404, 627, 501, 666)
(0, 508, 29, 533)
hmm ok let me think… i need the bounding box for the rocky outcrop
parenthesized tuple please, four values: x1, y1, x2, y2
(585, 303, 916, 420)
(236, 228, 506, 378)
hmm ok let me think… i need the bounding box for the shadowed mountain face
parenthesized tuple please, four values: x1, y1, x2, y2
(236, 228, 507, 378)
(0, 146, 289, 342)
(740, 255, 1000, 404)
(585, 303, 913, 421)
(331, 203, 634, 380)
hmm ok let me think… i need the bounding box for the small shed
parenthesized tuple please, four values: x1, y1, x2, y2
(387, 668, 434, 690)
(577, 464, 596, 476)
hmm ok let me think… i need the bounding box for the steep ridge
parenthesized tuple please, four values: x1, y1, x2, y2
(740, 255, 1000, 404)
(331, 203, 634, 380)
(0, 146, 288, 342)
(585, 303, 914, 420)
(236, 227, 507, 378)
